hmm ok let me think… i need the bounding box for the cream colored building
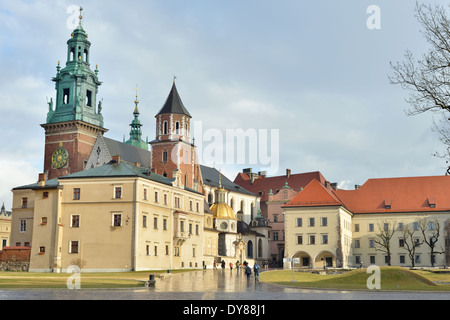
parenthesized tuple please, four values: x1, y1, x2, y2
(11, 157, 205, 272)
(284, 176, 450, 269)
(0, 203, 12, 249)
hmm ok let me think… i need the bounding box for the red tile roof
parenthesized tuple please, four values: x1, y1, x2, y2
(283, 175, 450, 214)
(282, 179, 343, 207)
(233, 171, 327, 201)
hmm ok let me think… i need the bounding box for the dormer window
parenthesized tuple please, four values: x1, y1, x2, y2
(428, 197, 436, 208)
(384, 199, 392, 210)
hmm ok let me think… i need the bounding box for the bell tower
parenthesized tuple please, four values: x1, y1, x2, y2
(41, 8, 107, 179)
(150, 80, 203, 192)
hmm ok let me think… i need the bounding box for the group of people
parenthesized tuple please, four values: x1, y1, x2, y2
(212, 259, 260, 282)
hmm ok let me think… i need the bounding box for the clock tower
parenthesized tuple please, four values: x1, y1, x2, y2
(41, 9, 107, 180)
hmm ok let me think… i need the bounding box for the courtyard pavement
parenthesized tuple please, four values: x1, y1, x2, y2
(1, 268, 450, 301)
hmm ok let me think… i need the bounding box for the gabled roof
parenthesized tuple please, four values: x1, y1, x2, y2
(103, 137, 151, 168)
(335, 175, 450, 214)
(283, 179, 343, 208)
(283, 175, 450, 214)
(59, 159, 172, 186)
(156, 82, 191, 118)
(233, 170, 327, 201)
(200, 165, 256, 196)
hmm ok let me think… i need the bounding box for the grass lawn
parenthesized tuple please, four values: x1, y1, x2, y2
(0, 269, 195, 289)
(260, 267, 450, 291)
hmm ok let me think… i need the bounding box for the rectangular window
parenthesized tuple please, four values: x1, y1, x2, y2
(43, 192, 49, 199)
(155, 191, 158, 203)
(399, 238, 404, 247)
(309, 235, 315, 245)
(70, 241, 79, 254)
(415, 255, 421, 264)
(143, 188, 148, 201)
(297, 235, 303, 245)
(355, 224, 360, 232)
(73, 188, 80, 200)
(41, 217, 48, 225)
(164, 194, 168, 205)
(322, 234, 328, 244)
(321, 217, 328, 226)
(146, 244, 150, 256)
(20, 219, 27, 232)
(196, 202, 199, 212)
(163, 218, 167, 230)
(154, 245, 158, 256)
(174, 246, 180, 256)
(71, 215, 80, 228)
(397, 223, 404, 231)
(368, 223, 374, 232)
(196, 224, 199, 235)
(166, 245, 169, 256)
(180, 221, 184, 233)
(370, 256, 376, 264)
(309, 218, 315, 227)
(39, 246, 45, 254)
(174, 196, 180, 208)
(399, 255, 405, 264)
(114, 187, 122, 199)
(369, 239, 375, 248)
(143, 215, 147, 228)
(413, 222, 419, 231)
(154, 217, 158, 229)
(22, 198, 28, 208)
(297, 218, 302, 227)
(113, 213, 122, 227)
(354, 239, 360, 248)
(273, 231, 279, 241)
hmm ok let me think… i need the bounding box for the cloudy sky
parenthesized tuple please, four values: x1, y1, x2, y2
(0, 0, 448, 210)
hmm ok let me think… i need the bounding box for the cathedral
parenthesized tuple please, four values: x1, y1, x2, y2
(8, 11, 269, 272)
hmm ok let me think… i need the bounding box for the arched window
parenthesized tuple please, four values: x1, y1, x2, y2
(247, 240, 253, 258)
(258, 239, 262, 258)
(175, 121, 180, 135)
(163, 121, 168, 135)
(84, 48, 89, 63)
(230, 198, 234, 210)
(208, 193, 213, 206)
(162, 150, 168, 162)
(240, 200, 245, 213)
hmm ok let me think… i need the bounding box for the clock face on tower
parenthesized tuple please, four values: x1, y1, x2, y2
(51, 147, 69, 169)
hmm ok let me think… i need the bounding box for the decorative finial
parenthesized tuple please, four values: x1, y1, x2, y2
(134, 85, 139, 104)
(78, 7, 83, 26)
(173, 75, 177, 83)
(218, 169, 222, 189)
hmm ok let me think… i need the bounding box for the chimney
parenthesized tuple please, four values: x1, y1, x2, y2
(258, 171, 267, 178)
(112, 155, 121, 163)
(330, 182, 338, 190)
(286, 169, 291, 179)
(38, 173, 47, 187)
(355, 184, 361, 190)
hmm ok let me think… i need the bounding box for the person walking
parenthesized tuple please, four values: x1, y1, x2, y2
(245, 264, 252, 281)
(229, 262, 233, 270)
(254, 262, 260, 282)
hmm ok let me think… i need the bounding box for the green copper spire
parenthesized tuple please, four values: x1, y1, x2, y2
(46, 9, 104, 128)
(125, 87, 148, 150)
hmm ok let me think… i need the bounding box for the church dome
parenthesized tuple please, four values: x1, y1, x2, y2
(210, 202, 236, 220)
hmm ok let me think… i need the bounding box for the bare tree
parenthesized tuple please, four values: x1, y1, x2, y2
(374, 220, 397, 266)
(389, 2, 450, 172)
(444, 219, 450, 266)
(417, 217, 444, 266)
(400, 224, 423, 268)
